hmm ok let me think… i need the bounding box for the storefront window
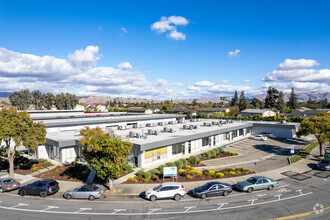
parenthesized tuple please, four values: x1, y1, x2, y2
(172, 143, 184, 155)
(202, 137, 209, 146)
(145, 147, 167, 163)
(232, 130, 238, 138)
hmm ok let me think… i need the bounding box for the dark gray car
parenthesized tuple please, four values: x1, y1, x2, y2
(0, 178, 21, 193)
(64, 185, 104, 200)
(317, 159, 330, 171)
(193, 181, 232, 199)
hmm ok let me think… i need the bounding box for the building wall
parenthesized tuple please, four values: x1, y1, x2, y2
(252, 125, 296, 138)
(37, 145, 49, 159)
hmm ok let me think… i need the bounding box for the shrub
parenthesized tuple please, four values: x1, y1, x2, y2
(229, 171, 236, 175)
(215, 172, 224, 178)
(214, 148, 220, 155)
(180, 159, 188, 168)
(186, 175, 193, 179)
(31, 167, 39, 172)
(151, 175, 159, 181)
(123, 163, 133, 172)
(186, 165, 193, 170)
(21, 163, 32, 170)
(127, 177, 135, 182)
(196, 170, 203, 175)
(203, 151, 212, 159)
(174, 160, 183, 169)
(151, 169, 160, 176)
(210, 149, 217, 157)
(165, 162, 175, 167)
(158, 165, 165, 174)
(197, 159, 201, 164)
(143, 172, 151, 180)
(42, 160, 52, 167)
(218, 147, 224, 153)
(189, 156, 198, 165)
(208, 169, 215, 176)
(178, 169, 186, 175)
(136, 170, 145, 178)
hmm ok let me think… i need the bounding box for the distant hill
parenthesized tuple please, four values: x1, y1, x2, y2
(252, 91, 329, 102)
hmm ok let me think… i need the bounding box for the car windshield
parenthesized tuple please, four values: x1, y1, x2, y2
(320, 160, 329, 165)
(247, 177, 257, 184)
(202, 183, 212, 189)
(153, 185, 162, 191)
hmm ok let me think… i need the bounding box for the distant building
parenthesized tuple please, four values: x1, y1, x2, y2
(197, 108, 230, 114)
(128, 107, 153, 114)
(240, 109, 277, 117)
(165, 108, 189, 114)
(74, 104, 85, 111)
(290, 108, 330, 117)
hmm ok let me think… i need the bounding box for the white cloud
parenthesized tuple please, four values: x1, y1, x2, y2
(243, 79, 250, 83)
(120, 27, 128, 34)
(151, 16, 189, 40)
(278, 58, 319, 70)
(263, 59, 330, 82)
(221, 80, 231, 83)
(228, 49, 240, 57)
(118, 61, 133, 70)
(195, 81, 214, 87)
(68, 45, 100, 68)
(167, 30, 186, 41)
(262, 82, 330, 92)
(167, 16, 189, 26)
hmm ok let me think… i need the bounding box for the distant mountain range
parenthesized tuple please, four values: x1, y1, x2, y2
(0, 91, 328, 105)
(78, 91, 329, 105)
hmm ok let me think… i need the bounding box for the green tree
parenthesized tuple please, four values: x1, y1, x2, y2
(230, 91, 239, 106)
(277, 91, 286, 113)
(297, 112, 330, 156)
(44, 93, 55, 110)
(251, 98, 264, 109)
(9, 89, 32, 110)
(288, 87, 297, 111)
(192, 99, 198, 106)
(238, 91, 248, 111)
(161, 100, 173, 111)
(264, 87, 278, 109)
(0, 108, 46, 178)
(32, 90, 45, 110)
(80, 127, 132, 189)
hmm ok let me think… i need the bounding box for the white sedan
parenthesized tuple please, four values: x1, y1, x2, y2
(249, 135, 267, 141)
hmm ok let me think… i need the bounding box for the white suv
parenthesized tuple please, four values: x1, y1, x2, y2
(145, 182, 185, 202)
(249, 135, 267, 141)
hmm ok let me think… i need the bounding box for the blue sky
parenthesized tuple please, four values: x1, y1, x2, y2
(0, 0, 329, 99)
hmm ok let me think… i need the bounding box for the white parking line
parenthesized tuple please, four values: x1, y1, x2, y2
(41, 206, 59, 211)
(274, 194, 282, 200)
(148, 208, 161, 214)
(184, 206, 196, 212)
(217, 203, 228, 210)
(296, 189, 303, 195)
(257, 194, 267, 197)
(111, 209, 126, 214)
(10, 203, 28, 208)
(74, 208, 92, 213)
(248, 199, 257, 205)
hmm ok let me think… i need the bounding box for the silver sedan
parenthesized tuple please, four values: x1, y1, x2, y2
(64, 185, 104, 200)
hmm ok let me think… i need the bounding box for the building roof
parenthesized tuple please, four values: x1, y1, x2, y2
(241, 109, 273, 114)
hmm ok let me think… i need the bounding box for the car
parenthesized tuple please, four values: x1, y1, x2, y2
(236, 176, 278, 193)
(64, 184, 104, 201)
(0, 178, 21, 193)
(261, 132, 273, 137)
(145, 182, 185, 202)
(193, 181, 232, 199)
(249, 135, 267, 141)
(317, 159, 330, 171)
(18, 179, 59, 198)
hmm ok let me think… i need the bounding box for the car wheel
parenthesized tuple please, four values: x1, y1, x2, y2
(40, 191, 47, 198)
(19, 190, 26, 196)
(150, 195, 157, 202)
(223, 191, 229, 196)
(247, 187, 253, 193)
(268, 185, 274, 190)
(174, 194, 182, 201)
(66, 194, 72, 200)
(88, 195, 95, 201)
(201, 193, 207, 199)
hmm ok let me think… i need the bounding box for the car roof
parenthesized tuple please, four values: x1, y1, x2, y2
(252, 176, 268, 179)
(320, 159, 330, 162)
(161, 182, 181, 186)
(0, 178, 12, 181)
(206, 181, 228, 185)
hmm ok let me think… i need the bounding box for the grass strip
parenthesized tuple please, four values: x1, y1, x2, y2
(290, 142, 318, 163)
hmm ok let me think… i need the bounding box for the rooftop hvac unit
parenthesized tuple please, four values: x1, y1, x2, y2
(135, 133, 140, 138)
(168, 128, 174, 133)
(187, 125, 193, 130)
(158, 122, 164, 126)
(133, 124, 138, 128)
(163, 127, 167, 132)
(146, 123, 151, 127)
(153, 130, 158, 135)
(148, 129, 152, 135)
(129, 131, 134, 137)
(212, 121, 215, 125)
(193, 125, 198, 129)
(168, 121, 174, 125)
(203, 122, 207, 126)
(183, 125, 187, 129)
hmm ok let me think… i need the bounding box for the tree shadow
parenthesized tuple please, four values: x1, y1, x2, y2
(307, 163, 318, 170)
(253, 144, 291, 156)
(270, 137, 311, 146)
